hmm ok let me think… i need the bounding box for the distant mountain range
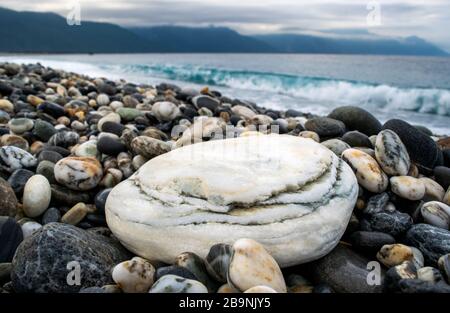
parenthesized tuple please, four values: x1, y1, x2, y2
(1, 7, 448, 56)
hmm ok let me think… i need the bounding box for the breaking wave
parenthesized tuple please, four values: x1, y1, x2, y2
(103, 63, 450, 116)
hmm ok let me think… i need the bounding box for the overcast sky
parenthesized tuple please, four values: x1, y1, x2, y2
(3, 0, 450, 51)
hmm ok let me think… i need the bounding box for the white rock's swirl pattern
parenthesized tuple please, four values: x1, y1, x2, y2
(106, 134, 358, 267)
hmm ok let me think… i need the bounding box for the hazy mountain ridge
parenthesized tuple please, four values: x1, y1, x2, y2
(1, 7, 448, 56)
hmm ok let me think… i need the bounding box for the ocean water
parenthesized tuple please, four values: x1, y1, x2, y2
(2, 53, 450, 134)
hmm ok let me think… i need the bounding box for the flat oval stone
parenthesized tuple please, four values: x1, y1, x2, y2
(8, 118, 34, 135)
(228, 238, 286, 292)
(33, 119, 56, 142)
(342, 148, 388, 193)
(231, 105, 256, 120)
(321, 139, 350, 157)
(420, 201, 450, 229)
(375, 129, 410, 176)
(304, 117, 346, 138)
(0, 146, 37, 172)
(131, 136, 172, 159)
(342, 131, 372, 148)
(419, 177, 445, 201)
(390, 176, 425, 201)
(151, 102, 180, 122)
(22, 175, 51, 218)
(106, 134, 358, 267)
(112, 257, 155, 293)
(1, 135, 29, 151)
(149, 275, 207, 293)
(55, 157, 103, 191)
(328, 106, 381, 136)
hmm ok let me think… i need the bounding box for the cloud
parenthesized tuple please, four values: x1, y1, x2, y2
(2, 0, 449, 51)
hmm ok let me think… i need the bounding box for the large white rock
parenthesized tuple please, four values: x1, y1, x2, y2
(106, 134, 358, 267)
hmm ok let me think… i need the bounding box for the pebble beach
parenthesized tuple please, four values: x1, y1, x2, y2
(1, 61, 450, 294)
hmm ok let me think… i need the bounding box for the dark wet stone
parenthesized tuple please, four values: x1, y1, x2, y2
(193, 96, 220, 111)
(0, 217, 23, 262)
(47, 131, 79, 148)
(41, 71, 59, 82)
(443, 149, 450, 167)
(37, 102, 65, 118)
(309, 244, 384, 293)
(328, 106, 382, 136)
(383, 261, 417, 292)
(42, 145, 70, 157)
(0, 81, 13, 95)
(11, 222, 129, 293)
(180, 106, 198, 120)
(32, 119, 56, 142)
(7, 169, 34, 196)
(94, 188, 112, 214)
(101, 121, 124, 136)
(205, 243, 232, 283)
(0, 177, 18, 217)
(37, 150, 63, 164)
(36, 160, 56, 184)
(342, 131, 372, 148)
(51, 184, 91, 206)
(41, 207, 61, 224)
(405, 224, 450, 266)
(175, 252, 218, 292)
(97, 136, 127, 156)
(97, 82, 117, 95)
(85, 214, 106, 226)
(285, 109, 303, 118)
(361, 210, 413, 238)
(383, 119, 443, 171)
(155, 265, 197, 281)
(397, 279, 450, 293)
(433, 166, 450, 190)
(304, 117, 346, 138)
(0, 263, 12, 285)
(364, 193, 390, 215)
(350, 231, 396, 255)
(229, 115, 242, 126)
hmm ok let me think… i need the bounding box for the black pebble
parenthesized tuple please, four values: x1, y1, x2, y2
(433, 166, 450, 190)
(97, 136, 127, 156)
(37, 101, 65, 118)
(7, 169, 34, 196)
(38, 150, 63, 164)
(94, 188, 112, 214)
(342, 131, 372, 148)
(350, 231, 396, 255)
(41, 207, 61, 224)
(0, 217, 23, 263)
(156, 265, 197, 281)
(383, 119, 443, 171)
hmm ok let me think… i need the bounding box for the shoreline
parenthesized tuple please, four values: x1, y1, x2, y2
(0, 61, 450, 293)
